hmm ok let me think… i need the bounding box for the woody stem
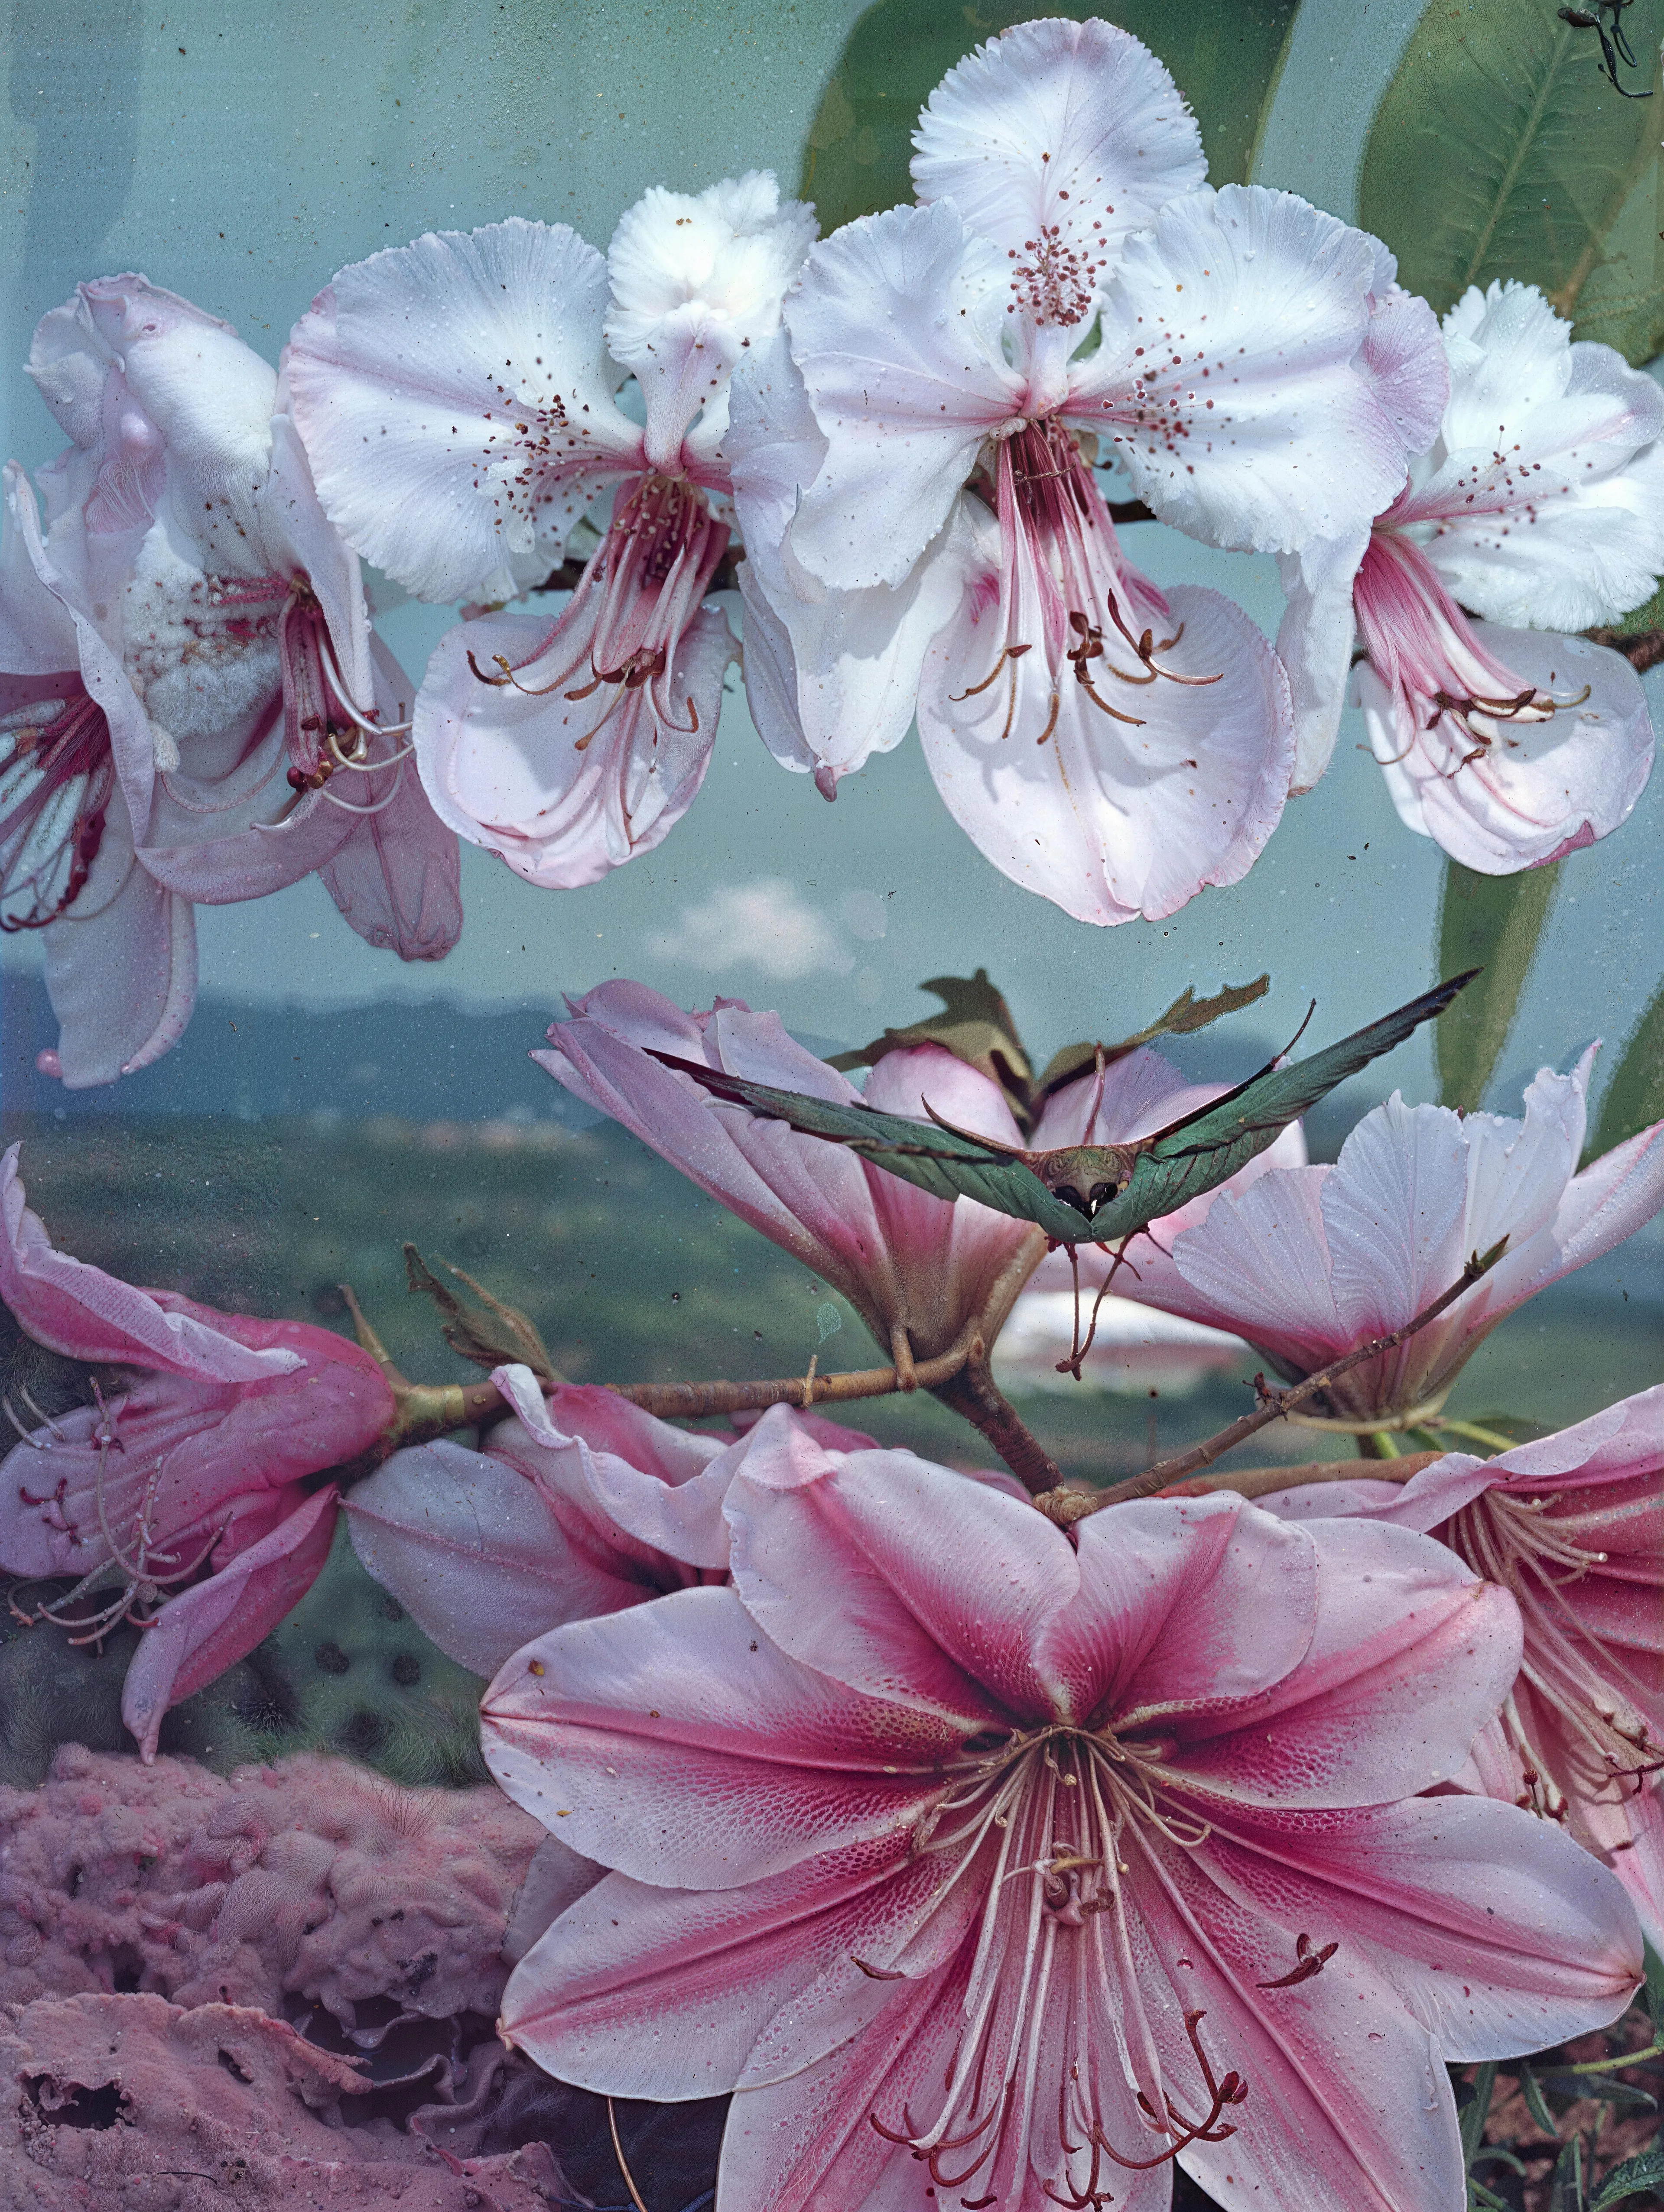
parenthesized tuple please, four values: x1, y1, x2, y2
(928, 1352, 1063, 1495)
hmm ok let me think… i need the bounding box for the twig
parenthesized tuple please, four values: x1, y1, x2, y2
(1146, 1450, 1446, 1503)
(1034, 1241, 1508, 1525)
(608, 1322, 983, 1421)
(608, 2096, 650, 2212)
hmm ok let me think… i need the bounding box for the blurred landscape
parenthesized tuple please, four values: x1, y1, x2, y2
(4, 1090, 1657, 1487)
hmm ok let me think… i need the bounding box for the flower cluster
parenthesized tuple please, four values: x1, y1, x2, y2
(6, 17, 1659, 1079)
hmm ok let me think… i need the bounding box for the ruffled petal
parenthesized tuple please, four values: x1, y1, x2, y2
(911, 16, 1204, 277)
(1362, 624, 1654, 872)
(1274, 532, 1367, 791)
(726, 332, 977, 784)
(785, 201, 1020, 590)
(1415, 281, 1664, 630)
(920, 574, 1294, 925)
(604, 172, 815, 475)
(285, 219, 642, 600)
(1073, 186, 1408, 555)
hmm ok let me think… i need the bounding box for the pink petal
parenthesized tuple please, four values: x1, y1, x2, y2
(345, 1437, 653, 1677)
(501, 1830, 943, 2101)
(1170, 1519, 1523, 1806)
(1054, 1495, 1317, 1727)
(317, 634, 462, 959)
(121, 1484, 339, 1758)
(918, 579, 1294, 926)
(727, 1417, 1076, 1724)
(481, 1584, 962, 1888)
(0, 1144, 302, 1379)
(40, 803, 198, 1087)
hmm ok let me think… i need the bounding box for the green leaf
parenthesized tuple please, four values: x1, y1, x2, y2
(1591, 2144, 1664, 2210)
(828, 970, 1034, 1119)
(800, 0, 1300, 236)
(1358, 0, 1664, 359)
(1435, 859, 1561, 1110)
(1033, 973, 1271, 1102)
(1460, 2062, 1500, 2166)
(1589, 980, 1664, 1161)
(1550, 2130, 1588, 2212)
(1537, 2070, 1657, 2112)
(1521, 2061, 1560, 2135)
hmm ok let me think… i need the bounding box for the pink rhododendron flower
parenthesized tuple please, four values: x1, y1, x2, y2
(482, 1413, 1641, 2212)
(533, 980, 1051, 1371)
(729, 19, 1434, 922)
(1115, 1052, 1664, 1435)
(0, 1147, 394, 1755)
(0, 276, 461, 1086)
(286, 176, 814, 888)
(1261, 1386, 1664, 1948)
(345, 1360, 881, 1679)
(1278, 281, 1662, 868)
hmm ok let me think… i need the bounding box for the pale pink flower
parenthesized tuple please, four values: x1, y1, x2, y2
(0, 1146, 394, 1754)
(1115, 1052, 1664, 1435)
(532, 980, 1050, 1369)
(483, 1412, 1640, 2212)
(1278, 281, 1661, 868)
(1261, 1387, 1664, 1949)
(286, 177, 814, 888)
(0, 276, 461, 1086)
(345, 1360, 882, 1679)
(730, 19, 1433, 921)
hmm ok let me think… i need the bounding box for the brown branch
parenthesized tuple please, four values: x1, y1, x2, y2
(1148, 1450, 1446, 1505)
(930, 1353, 1063, 1495)
(606, 1322, 982, 1420)
(1034, 1242, 1508, 1526)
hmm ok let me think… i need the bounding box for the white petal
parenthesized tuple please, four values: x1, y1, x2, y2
(42, 804, 198, 1088)
(413, 595, 734, 887)
(1274, 533, 1366, 791)
(728, 340, 981, 783)
(1072, 185, 1408, 554)
(285, 220, 643, 602)
(1401, 282, 1664, 629)
(0, 463, 81, 671)
(605, 172, 815, 474)
(1357, 282, 1448, 460)
(1361, 626, 1654, 871)
(785, 201, 1020, 590)
(75, 276, 280, 571)
(919, 577, 1293, 924)
(912, 16, 1204, 274)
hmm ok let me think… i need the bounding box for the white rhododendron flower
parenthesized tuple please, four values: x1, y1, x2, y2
(1279, 280, 1663, 868)
(730, 18, 1437, 924)
(287, 175, 814, 888)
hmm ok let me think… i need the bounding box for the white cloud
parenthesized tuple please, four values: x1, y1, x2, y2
(645, 878, 854, 980)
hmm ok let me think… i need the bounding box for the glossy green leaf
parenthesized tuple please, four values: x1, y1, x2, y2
(1358, 0, 1664, 360)
(1590, 2145, 1664, 2212)
(1520, 2061, 1560, 2135)
(1354, 0, 1664, 358)
(800, 0, 1300, 235)
(1590, 979, 1664, 1159)
(1435, 859, 1561, 1110)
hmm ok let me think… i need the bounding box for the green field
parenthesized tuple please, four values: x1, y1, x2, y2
(5, 1112, 1656, 1485)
